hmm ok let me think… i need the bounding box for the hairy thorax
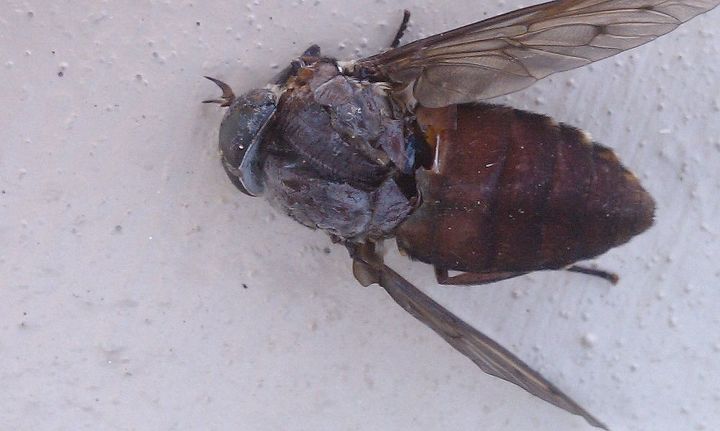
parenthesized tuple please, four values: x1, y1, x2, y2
(261, 61, 415, 241)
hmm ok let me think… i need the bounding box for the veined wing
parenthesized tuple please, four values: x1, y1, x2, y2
(355, 0, 719, 107)
(361, 260, 610, 429)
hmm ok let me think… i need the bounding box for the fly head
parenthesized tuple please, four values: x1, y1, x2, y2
(205, 79, 277, 197)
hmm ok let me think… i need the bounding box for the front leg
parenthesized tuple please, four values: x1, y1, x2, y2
(390, 10, 411, 48)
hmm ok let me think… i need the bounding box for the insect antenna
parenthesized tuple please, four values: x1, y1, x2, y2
(203, 76, 236, 107)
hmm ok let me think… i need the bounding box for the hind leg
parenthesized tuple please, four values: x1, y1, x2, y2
(435, 265, 619, 286)
(566, 265, 619, 284)
(434, 267, 528, 285)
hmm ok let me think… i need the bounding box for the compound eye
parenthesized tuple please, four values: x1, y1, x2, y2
(218, 88, 277, 196)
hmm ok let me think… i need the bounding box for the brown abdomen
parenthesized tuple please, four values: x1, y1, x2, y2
(395, 104, 655, 273)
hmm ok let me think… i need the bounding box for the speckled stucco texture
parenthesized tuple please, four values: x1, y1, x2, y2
(1, 1, 719, 431)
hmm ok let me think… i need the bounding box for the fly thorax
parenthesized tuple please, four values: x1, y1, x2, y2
(261, 60, 416, 240)
(271, 61, 412, 189)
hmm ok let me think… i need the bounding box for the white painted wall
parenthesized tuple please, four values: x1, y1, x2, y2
(1, 1, 719, 430)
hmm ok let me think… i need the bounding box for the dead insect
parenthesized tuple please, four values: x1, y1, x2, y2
(204, 1, 719, 428)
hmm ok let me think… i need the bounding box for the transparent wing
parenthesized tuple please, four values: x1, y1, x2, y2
(353, 258, 609, 429)
(376, 264, 609, 429)
(356, 0, 719, 107)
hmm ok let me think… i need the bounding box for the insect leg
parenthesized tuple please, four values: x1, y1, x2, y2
(566, 265, 619, 285)
(434, 266, 618, 286)
(347, 241, 384, 287)
(390, 10, 411, 48)
(434, 266, 528, 285)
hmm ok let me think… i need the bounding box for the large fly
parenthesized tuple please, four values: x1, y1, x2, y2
(203, 1, 719, 428)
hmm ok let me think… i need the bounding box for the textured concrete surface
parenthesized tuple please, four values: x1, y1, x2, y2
(1, 1, 719, 430)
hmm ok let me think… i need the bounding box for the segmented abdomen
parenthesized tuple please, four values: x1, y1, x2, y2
(396, 104, 655, 273)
